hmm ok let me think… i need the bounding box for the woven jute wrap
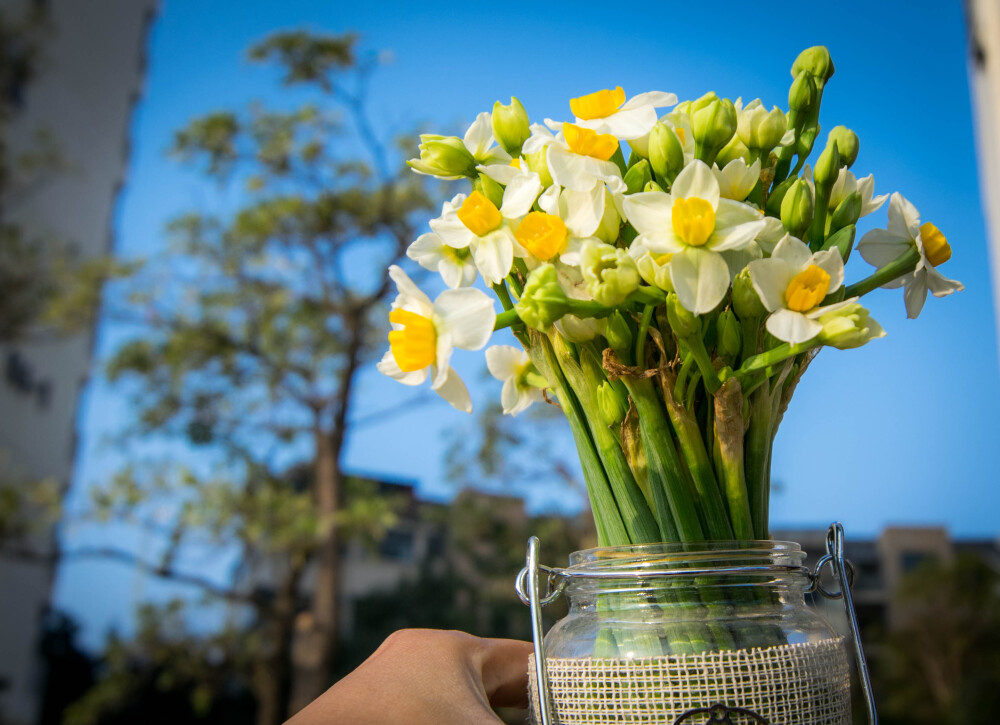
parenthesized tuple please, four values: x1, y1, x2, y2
(529, 637, 850, 724)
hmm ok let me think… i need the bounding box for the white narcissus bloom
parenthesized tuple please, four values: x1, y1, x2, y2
(377, 266, 495, 413)
(485, 345, 544, 416)
(622, 160, 766, 314)
(568, 86, 678, 140)
(856, 192, 964, 318)
(522, 122, 626, 197)
(427, 192, 524, 286)
(713, 158, 761, 201)
(747, 235, 847, 344)
(478, 161, 543, 219)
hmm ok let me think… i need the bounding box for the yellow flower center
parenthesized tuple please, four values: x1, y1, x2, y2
(563, 122, 620, 161)
(510, 158, 522, 169)
(515, 212, 568, 261)
(388, 309, 437, 372)
(570, 86, 626, 120)
(784, 264, 831, 312)
(456, 191, 503, 237)
(654, 252, 674, 265)
(920, 221, 951, 267)
(674, 126, 686, 146)
(671, 197, 716, 247)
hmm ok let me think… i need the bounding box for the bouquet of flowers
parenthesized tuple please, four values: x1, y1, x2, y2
(379, 45, 963, 548)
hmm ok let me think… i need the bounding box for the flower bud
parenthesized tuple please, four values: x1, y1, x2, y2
(634, 250, 674, 292)
(717, 309, 742, 361)
(689, 92, 718, 114)
(624, 158, 652, 195)
(765, 176, 797, 217)
(692, 98, 737, 156)
(581, 241, 640, 306)
(515, 264, 570, 332)
(780, 179, 814, 238)
(732, 268, 767, 319)
(827, 125, 859, 168)
(715, 134, 751, 166)
(597, 381, 628, 426)
(829, 190, 862, 231)
(491, 97, 530, 157)
(817, 303, 884, 350)
(407, 135, 477, 178)
(593, 189, 623, 245)
(604, 311, 633, 353)
(738, 102, 788, 153)
(813, 141, 841, 189)
(524, 149, 553, 187)
(648, 122, 685, 183)
(472, 173, 504, 209)
(644, 180, 665, 193)
(791, 46, 835, 84)
(788, 71, 817, 112)
(665, 293, 701, 338)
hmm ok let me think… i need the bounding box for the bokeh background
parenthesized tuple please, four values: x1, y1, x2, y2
(1, 1, 998, 724)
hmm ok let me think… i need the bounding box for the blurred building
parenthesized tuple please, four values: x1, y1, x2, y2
(775, 525, 1000, 644)
(0, 1, 155, 723)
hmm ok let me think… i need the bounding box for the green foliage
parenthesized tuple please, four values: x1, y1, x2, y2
(877, 554, 1000, 725)
(247, 32, 358, 88)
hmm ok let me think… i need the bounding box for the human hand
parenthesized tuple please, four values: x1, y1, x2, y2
(286, 628, 533, 725)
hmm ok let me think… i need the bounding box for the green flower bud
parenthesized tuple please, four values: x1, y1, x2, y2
(673, 99, 693, 115)
(738, 102, 788, 153)
(581, 241, 640, 306)
(788, 71, 817, 112)
(515, 264, 570, 332)
(472, 173, 504, 208)
(635, 250, 674, 292)
(792, 46, 835, 84)
(644, 180, 665, 193)
(604, 311, 633, 353)
(827, 125, 859, 168)
(623, 158, 652, 195)
(648, 122, 685, 183)
(765, 176, 798, 217)
(817, 303, 884, 350)
(665, 293, 701, 338)
(692, 98, 737, 155)
(407, 135, 476, 178)
(717, 309, 742, 361)
(597, 381, 628, 427)
(829, 190, 862, 232)
(715, 134, 751, 166)
(780, 179, 814, 238)
(689, 92, 719, 114)
(491, 97, 530, 157)
(813, 142, 841, 188)
(594, 189, 623, 245)
(524, 149, 553, 187)
(732, 268, 767, 319)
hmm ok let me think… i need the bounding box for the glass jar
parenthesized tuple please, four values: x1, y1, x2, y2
(530, 540, 852, 724)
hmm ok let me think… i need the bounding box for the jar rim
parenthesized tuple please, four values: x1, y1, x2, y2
(567, 539, 804, 570)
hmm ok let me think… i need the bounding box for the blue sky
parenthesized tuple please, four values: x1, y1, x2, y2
(55, 0, 1000, 648)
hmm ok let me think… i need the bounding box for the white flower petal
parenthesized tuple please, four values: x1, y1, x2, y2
(766, 309, 823, 344)
(720, 243, 762, 279)
(471, 228, 514, 285)
(887, 192, 921, 240)
(388, 265, 433, 314)
(748, 256, 792, 313)
(562, 185, 604, 237)
(755, 216, 787, 254)
(620, 90, 678, 111)
(548, 144, 621, 192)
(623, 191, 673, 235)
(432, 366, 472, 412)
(479, 163, 520, 185)
(857, 228, 913, 269)
(713, 158, 760, 201)
(522, 124, 556, 155)
(486, 345, 525, 380)
(583, 106, 658, 139)
(463, 112, 494, 158)
(669, 247, 731, 314)
(771, 235, 813, 269)
(434, 288, 496, 349)
(903, 272, 929, 319)
(500, 174, 543, 218)
(811, 248, 845, 292)
(670, 160, 720, 209)
(925, 267, 964, 297)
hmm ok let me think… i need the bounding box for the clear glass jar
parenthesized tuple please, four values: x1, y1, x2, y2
(533, 540, 852, 724)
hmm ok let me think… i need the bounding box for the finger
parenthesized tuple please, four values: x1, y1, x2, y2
(474, 637, 534, 709)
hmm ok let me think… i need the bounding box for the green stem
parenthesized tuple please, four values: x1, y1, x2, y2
(735, 340, 817, 379)
(491, 281, 514, 311)
(674, 352, 695, 403)
(634, 304, 654, 366)
(844, 246, 920, 298)
(712, 379, 754, 540)
(629, 286, 666, 306)
(746, 387, 774, 540)
(493, 308, 520, 331)
(685, 334, 721, 394)
(529, 333, 628, 546)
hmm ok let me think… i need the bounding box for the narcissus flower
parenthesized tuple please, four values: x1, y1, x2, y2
(407, 229, 478, 289)
(427, 192, 523, 286)
(817, 303, 885, 349)
(713, 158, 761, 201)
(377, 266, 495, 412)
(477, 161, 544, 219)
(747, 235, 846, 344)
(622, 160, 765, 313)
(569, 86, 678, 140)
(407, 112, 511, 179)
(521, 123, 626, 196)
(857, 192, 964, 318)
(486, 345, 544, 416)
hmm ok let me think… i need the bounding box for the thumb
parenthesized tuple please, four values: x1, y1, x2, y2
(474, 637, 534, 709)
